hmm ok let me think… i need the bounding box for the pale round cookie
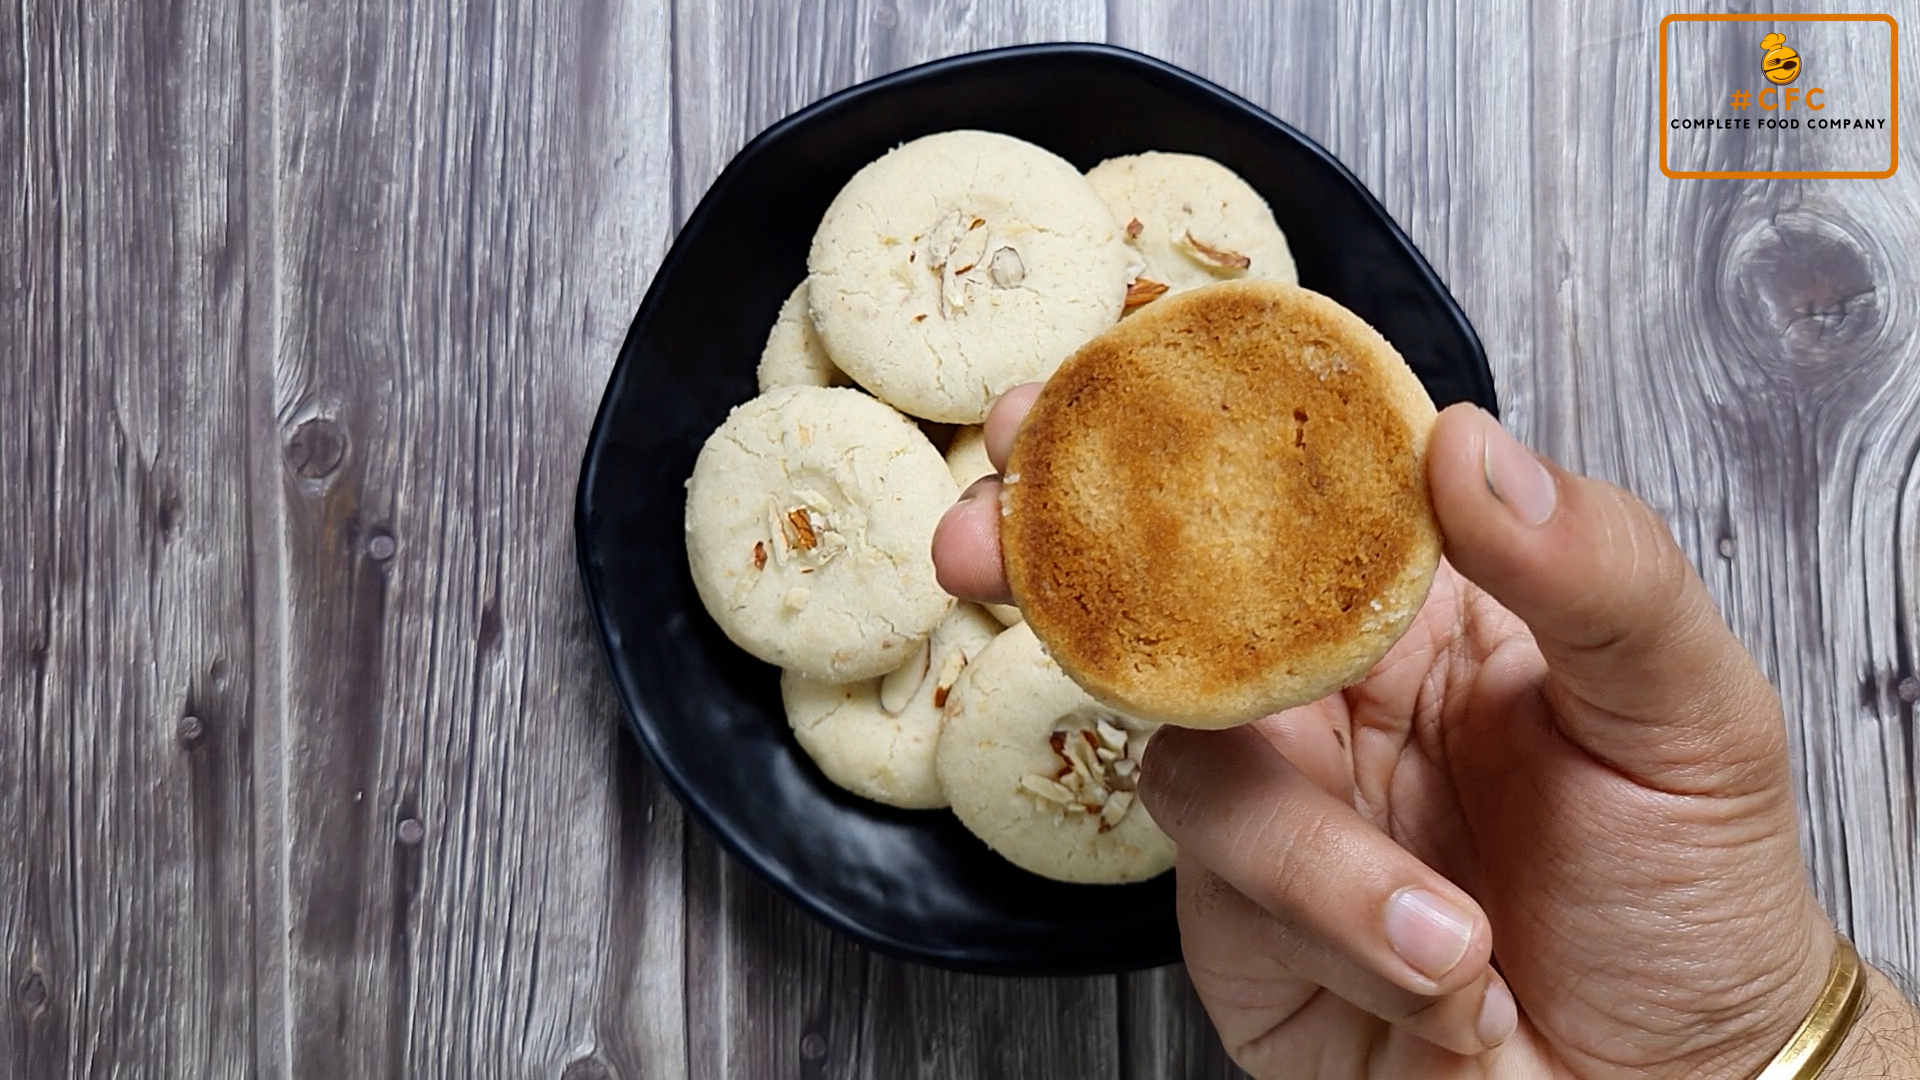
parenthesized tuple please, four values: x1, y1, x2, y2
(782, 603, 1003, 809)
(944, 425, 996, 490)
(808, 130, 1130, 423)
(1085, 152, 1297, 312)
(756, 280, 849, 392)
(685, 386, 958, 681)
(1002, 281, 1441, 729)
(944, 426, 1022, 627)
(937, 622, 1175, 884)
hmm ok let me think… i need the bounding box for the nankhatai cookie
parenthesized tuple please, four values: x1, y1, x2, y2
(937, 622, 1175, 883)
(1000, 281, 1440, 728)
(685, 386, 957, 681)
(808, 131, 1129, 423)
(756, 280, 849, 392)
(1085, 152, 1297, 313)
(781, 603, 1003, 809)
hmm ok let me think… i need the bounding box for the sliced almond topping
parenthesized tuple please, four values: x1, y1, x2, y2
(924, 211, 964, 273)
(1125, 216, 1144, 239)
(1065, 733, 1100, 778)
(940, 266, 968, 314)
(1123, 278, 1170, 312)
(930, 648, 969, 710)
(786, 508, 817, 551)
(988, 246, 1025, 289)
(877, 638, 932, 715)
(1031, 716, 1158, 825)
(1178, 230, 1252, 271)
(949, 224, 990, 277)
(1020, 774, 1077, 805)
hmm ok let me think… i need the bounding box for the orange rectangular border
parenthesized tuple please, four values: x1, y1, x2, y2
(1659, 13, 1898, 179)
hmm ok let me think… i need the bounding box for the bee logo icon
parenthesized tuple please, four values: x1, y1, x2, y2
(1761, 32, 1801, 85)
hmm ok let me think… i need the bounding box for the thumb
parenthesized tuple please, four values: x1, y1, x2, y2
(1426, 403, 1786, 796)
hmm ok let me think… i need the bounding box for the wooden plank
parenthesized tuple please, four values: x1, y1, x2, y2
(669, 0, 1106, 216)
(669, 2, 1124, 1078)
(1118, 967, 1245, 1080)
(0, 3, 260, 1077)
(1534, 5, 1920, 984)
(268, 1, 681, 1076)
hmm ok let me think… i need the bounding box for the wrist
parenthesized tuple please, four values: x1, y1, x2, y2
(1719, 907, 1843, 1079)
(1679, 905, 1838, 1080)
(1820, 962, 1920, 1078)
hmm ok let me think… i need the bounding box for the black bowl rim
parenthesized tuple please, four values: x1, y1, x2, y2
(574, 40, 1493, 975)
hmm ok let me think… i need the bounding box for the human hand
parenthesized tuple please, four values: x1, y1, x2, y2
(932, 388, 1901, 1078)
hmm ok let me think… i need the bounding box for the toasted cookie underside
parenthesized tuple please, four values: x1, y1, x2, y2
(1002, 281, 1441, 728)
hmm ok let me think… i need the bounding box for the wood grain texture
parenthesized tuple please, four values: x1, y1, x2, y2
(1531, 2, 1920, 988)
(268, 1, 678, 1077)
(4, 0, 1917, 1077)
(0, 3, 260, 1077)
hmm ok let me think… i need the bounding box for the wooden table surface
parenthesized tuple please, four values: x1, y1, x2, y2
(4, 1, 1915, 1076)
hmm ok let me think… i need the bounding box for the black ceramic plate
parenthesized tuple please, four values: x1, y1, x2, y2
(576, 43, 1497, 975)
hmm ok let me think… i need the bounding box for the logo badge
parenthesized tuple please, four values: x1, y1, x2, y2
(1761, 32, 1803, 84)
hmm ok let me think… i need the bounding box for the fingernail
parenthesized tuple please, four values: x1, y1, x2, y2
(1477, 979, 1518, 1047)
(958, 476, 998, 503)
(1385, 888, 1474, 981)
(1480, 413, 1556, 526)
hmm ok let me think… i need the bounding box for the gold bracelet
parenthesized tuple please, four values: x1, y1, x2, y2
(1753, 934, 1867, 1080)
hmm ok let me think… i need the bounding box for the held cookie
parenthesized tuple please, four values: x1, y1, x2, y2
(808, 130, 1130, 423)
(937, 622, 1175, 884)
(781, 603, 1003, 809)
(944, 426, 1023, 627)
(685, 386, 957, 681)
(756, 280, 849, 392)
(1002, 281, 1441, 728)
(1084, 152, 1297, 311)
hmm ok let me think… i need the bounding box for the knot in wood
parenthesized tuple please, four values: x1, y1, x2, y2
(799, 1032, 828, 1060)
(286, 417, 348, 480)
(1718, 207, 1886, 375)
(560, 1056, 616, 1080)
(15, 969, 47, 1014)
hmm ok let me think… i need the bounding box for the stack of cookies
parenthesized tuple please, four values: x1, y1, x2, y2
(685, 130, 1303, 884)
